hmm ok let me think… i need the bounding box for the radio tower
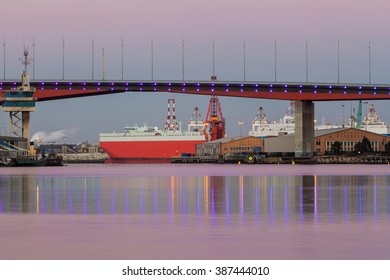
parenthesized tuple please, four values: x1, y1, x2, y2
(204, 96, 225, 141)
(164, 98, 179, 131)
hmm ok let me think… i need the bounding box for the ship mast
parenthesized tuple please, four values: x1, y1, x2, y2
(252, 106, 269, 124)
(188, 106, 204, 132)
(283, 101, 295, 124)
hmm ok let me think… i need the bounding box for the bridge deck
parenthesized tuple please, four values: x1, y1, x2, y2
(1, 80, 390, 101)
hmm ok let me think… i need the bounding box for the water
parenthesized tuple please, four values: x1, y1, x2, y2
(0, 164, 389, 260)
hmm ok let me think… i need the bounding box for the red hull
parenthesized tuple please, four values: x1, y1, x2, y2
(100, 140, 204, 163)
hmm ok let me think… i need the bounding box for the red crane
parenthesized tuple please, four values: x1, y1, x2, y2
(203, 96, 225, 141)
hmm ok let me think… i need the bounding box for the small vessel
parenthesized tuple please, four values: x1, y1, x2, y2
(99, 99, 206, 163)
(10, 155, 47, 167)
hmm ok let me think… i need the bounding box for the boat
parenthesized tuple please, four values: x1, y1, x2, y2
(248, 102, 295, 137)
(99, 99, 206, 163)
(249, 102, 390, 137)
(361, 104, 390, 135)
(9, 155, 47, 167)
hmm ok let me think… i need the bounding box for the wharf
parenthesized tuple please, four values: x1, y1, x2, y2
(171, 156, 221, 164)
(315, 155, 390, 164)
(59, 152, 109, 164)
(171, 155, 390, 164)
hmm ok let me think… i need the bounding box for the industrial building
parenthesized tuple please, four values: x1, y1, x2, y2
(0, 136, 28, 164)
(195, 136, 264, 157)
(264, 127, 390, 155)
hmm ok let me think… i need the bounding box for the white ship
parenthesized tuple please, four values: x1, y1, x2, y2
(361, 103, 390, 135)
(248, 102, 295, 137)
(249, 102, 390, 137)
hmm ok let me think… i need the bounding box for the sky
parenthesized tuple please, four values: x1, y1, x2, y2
(1, 0, 390, 143)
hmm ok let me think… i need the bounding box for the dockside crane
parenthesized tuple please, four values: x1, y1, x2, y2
(203, 96, 225, 141)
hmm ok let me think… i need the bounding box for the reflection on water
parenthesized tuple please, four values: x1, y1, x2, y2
(1, 172, 390, 221)
(1, 165, 390, 259)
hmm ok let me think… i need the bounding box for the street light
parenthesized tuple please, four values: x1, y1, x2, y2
(243, 39, 246, 81)
(151, 38, 155, 80)
(274, 39, 277, 82)
(32, 38, 36, 80)
(337, 40, 340, 83)
(181, 39, 185, 81)
(3, 38, 6, 80)
(363, 101, 368, 130)
(305, 39, 309, 83)
(121, 37, 124, 80)
(62, 38, 65, 80)
(91, 38, 95, 80)
(368, 40, 371, 84)
(211, 39, 217, 80)
(238, 120, 244, 137)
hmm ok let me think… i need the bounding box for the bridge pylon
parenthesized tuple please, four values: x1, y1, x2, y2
(2, 48, 36, 148)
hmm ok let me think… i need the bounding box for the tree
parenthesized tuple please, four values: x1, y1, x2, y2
(331, 141, 342, 155)
(354, 136, 372, 154)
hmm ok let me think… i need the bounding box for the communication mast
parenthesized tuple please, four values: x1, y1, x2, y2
(164, 98, 179, 131)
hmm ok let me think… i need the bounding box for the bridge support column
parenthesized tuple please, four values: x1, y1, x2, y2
(295, 101, 314, 157)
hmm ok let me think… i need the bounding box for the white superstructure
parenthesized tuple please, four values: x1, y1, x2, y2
(248, 102, 295, 137)
(249, 102, 390, 137)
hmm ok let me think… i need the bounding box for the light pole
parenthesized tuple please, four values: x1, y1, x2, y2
(62, 38, 65, 80)
(211, 39, 216, 80)
(32, 38, 36, 80)
(363, 101, 368, 130)
(181, 39, 185, 81)
(151, 38, 154, 80)
(91, 38, 95, 80)
(243, 39, 246, 81)
(121, 37, 124, 80)
(238, 120, 244, 137)
(368, 40, 371, 84)
(3, 38, 6, 80)
(337, 40, 340, 83)
(274, 39, 277, 82)
(341, 104, 345, 128)
(305, 39, 309, 83)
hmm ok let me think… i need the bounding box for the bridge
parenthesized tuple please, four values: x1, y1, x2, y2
(1, 80, 390, 101)
(2, 79, 390, 158)
(2, 79, 390, 157)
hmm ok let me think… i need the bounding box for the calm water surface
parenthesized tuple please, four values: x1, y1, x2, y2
(0, 164, 389, 260)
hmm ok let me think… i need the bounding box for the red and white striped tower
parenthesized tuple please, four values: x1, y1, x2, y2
(164, 98, 178, 131)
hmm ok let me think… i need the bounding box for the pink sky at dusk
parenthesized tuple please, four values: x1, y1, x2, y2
(1, 0, 390, 142)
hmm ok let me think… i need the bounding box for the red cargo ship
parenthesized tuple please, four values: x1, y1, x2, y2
(99, 99, 206, 163)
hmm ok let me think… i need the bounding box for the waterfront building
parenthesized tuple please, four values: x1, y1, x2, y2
(195, 136, 264, 157)
(264, 128, 390, 155)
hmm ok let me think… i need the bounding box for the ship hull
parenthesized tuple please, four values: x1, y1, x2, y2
(100, 138, 205, 163)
